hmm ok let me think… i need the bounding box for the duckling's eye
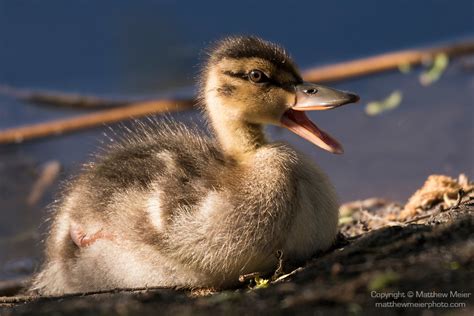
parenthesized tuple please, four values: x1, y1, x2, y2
(248, 70, 269, 83)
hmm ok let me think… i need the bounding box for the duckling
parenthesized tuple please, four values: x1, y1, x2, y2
(31, 36, 359, 295)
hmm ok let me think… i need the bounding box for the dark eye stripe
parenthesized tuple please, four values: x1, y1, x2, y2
(222, 70, 291, 90)
(223, 70, 296, 93)
(222, 71, 248, 80)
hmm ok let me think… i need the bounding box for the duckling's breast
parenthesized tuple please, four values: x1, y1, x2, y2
(283, 155, 339, 259)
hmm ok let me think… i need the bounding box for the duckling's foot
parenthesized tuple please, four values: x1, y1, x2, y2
(70, 223, 114, 248)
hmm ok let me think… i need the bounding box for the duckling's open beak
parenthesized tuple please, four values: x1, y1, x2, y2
(280, 83, 359, 154)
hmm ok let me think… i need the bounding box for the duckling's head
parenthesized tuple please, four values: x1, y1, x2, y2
(201, 36, 359, 154)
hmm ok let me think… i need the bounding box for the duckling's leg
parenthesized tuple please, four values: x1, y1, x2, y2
(70, 223, 114, 248)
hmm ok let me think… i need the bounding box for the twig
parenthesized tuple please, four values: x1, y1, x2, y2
(302, 39, 474, 83)
(0, 39, 473, 144)
(0, 285, 174, 305)
(359, 209, 403, 227)
(238, 272, 261, 283)
(2, 40, 473, 110)
(271, 250, 285, 281)
(271, 267, 304, 284)
(0, 84, 132, 108)
(0, 99, 195, 144)
(404, 189, 465, 224)
(239, 250, 286, 284)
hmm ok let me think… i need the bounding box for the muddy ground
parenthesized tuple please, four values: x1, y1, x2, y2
(0, 176, 473, 315)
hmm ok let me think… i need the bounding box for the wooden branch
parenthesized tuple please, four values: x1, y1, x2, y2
(1, 39, 472, 110)
(0, 99, 195, 144)
(0, 84, 131, 108)
(0, 285, 174, 305)
(0, 38, 473, 144)
(302, 39, 474, 83)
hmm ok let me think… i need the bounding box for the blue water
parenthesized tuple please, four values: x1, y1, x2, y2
(0, 1, 473, 280)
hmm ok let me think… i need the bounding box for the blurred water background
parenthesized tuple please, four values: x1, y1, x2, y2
(0, 0, 473, 281)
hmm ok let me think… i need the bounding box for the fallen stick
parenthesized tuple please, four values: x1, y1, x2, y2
(0, 39, 473, 144)
(0, 99, 195, 144)
(0, 285, 174, 305)
(302, 39, 474, 83)
(0, 84, 131, 108)
(1, 39, 473, 110)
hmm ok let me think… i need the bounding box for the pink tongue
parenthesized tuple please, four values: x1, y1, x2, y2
(280, 109, 343, 154)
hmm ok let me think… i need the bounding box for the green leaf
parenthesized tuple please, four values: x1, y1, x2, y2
(419, 53, 449, 86)
(365, 90, 403, 116)
(254, 276, 270, 289)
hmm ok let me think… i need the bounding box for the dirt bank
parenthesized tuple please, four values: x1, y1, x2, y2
(1, 175, 473, 315)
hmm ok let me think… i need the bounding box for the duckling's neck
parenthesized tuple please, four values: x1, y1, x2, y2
(207, 105, 267, 158)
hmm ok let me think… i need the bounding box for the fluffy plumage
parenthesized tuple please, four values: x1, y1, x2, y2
(31, 37, 340, 295)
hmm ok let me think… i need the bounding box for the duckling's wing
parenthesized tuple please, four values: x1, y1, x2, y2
(92, 119, 224, 202)
(62, 119, 226, 242)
